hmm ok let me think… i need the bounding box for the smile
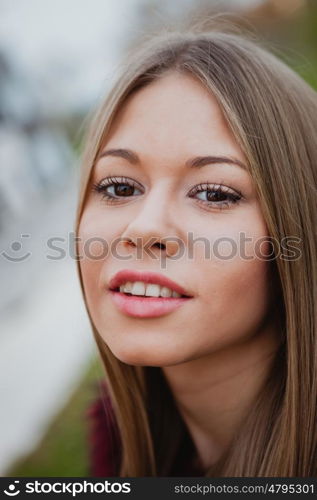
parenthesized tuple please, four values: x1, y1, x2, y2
(109, 288, 192, 318)
(116, 280, 186, 298)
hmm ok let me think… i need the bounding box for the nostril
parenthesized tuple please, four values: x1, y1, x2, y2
(124, 238, 135, 247)
(155, 242, 165, 250)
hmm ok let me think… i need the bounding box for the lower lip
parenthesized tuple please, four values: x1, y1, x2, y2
(109, 290, 192, 318)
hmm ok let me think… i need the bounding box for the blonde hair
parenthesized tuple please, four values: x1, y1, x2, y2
(75, 27, 317, 476)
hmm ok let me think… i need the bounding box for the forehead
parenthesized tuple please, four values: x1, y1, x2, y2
(103, 72, 244, 162)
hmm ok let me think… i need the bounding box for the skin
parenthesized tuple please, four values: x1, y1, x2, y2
(78, 71, 281, 469)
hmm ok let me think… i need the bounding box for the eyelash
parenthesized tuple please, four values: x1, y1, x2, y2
(91, 175, 243, 209)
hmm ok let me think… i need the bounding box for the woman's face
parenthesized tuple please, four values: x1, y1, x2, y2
(78, 71, 276, 366)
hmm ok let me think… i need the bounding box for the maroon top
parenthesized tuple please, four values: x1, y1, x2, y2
(85, 380, 204, 477)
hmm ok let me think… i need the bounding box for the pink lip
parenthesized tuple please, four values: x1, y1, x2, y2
(108, 269, 194, 318)
(109, 290, 192, 318)
(108, 269, 192, 297)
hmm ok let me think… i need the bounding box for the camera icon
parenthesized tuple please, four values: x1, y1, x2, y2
(3, 480, 20, 496)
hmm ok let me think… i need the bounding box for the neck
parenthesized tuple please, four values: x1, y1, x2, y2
(162, 322, 281, 469)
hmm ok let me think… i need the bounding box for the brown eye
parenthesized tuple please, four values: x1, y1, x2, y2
(91, 176, 143, 204)
(112, 184, 135, 197)
(206, 190, 227, 202)
(188, 182, 242, 209)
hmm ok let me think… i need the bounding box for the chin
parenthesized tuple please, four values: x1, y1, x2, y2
(107, 341, 186, 367)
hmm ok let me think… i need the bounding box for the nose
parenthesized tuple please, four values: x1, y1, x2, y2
(123, 235, 180, 259)
(120, 187, 181, 259)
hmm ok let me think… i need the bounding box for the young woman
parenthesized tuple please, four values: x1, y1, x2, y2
(75, 27, 317, 476)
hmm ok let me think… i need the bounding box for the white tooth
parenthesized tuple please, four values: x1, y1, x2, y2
(123, 281, 132, 293)
(145, 283, 161, 297)
(160, 286, 172, 297)
(172, 290, 181, 298)
(131, 281, 145, 296)
(119, 285, 125, 293)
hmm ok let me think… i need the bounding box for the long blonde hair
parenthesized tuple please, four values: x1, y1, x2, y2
(75, 27, 317, 476)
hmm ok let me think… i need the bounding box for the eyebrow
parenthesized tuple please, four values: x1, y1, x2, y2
(97, 148, 247, 170)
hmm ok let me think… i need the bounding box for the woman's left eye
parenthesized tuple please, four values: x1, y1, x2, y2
(188, 182, 242, 209)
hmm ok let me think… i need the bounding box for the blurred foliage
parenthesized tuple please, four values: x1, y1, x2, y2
(6, 356, 104, 477)
(264, 0, 317, 88)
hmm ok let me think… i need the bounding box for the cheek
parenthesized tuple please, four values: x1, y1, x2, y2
(195, 237, 273, 352)
(77, 204, 135, 334)
(190, 209, 273, 345)
(77, 208, 109, 315)
(77, 206, 109, 254)
(188, 259, 271, 361)
(77, 201, 128, 270)
(213, 257, 270, 317)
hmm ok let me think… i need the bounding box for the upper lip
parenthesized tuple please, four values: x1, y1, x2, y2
(108, 269, 193, 297)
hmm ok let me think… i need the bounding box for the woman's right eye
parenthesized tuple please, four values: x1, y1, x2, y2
(91, 176, 143, 204)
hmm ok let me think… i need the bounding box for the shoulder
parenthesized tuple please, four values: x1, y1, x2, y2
(85, 379, 121, 477)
